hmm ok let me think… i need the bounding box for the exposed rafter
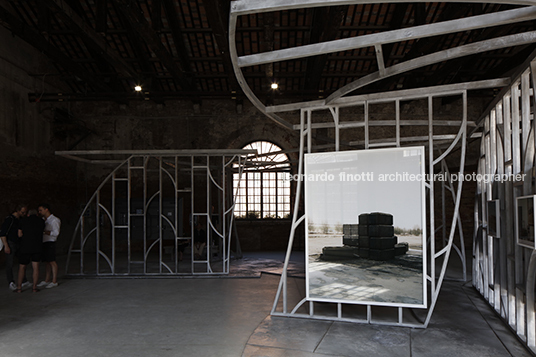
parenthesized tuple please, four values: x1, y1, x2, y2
(238, 7, 536, 68)
(326, 31, 536, 102)
(44, 0, 139, 79)
(161, 0, 194, 81)
(96, 0, 107, 34)
(303, 6, 347, 93)
(112, 0, 195, 91)
(0, 1, 112, 93)
(202, 0, 242, 94)
(230, 0, 536, 15)
(0, 0, 530, 108)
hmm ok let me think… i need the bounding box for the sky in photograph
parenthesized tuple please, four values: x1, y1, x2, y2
(305, 147, 424, 229)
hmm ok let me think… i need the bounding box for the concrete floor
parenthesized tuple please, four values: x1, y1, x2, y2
(0, 252, 532, 357)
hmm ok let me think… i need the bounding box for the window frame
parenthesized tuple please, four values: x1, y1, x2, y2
(233, 141, 291, 219)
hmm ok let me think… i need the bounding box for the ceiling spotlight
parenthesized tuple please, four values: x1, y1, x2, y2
(134, 85, 142, 92)
(271, 83, 278, 90)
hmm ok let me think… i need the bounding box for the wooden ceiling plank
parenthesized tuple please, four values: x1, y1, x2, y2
(0, 2, 112, 93)
(231, 0, 536, 15)
(326, 31, 536, 103)
(111, 1, 166, 101)
(161, 0, 194, 82)
(302, 5, 346, 93)
(36, 1, 50, 33)
(381, 3, 409, 66)
(113, 0, 194, 91)
(202, 0, 241, 93)
(44, 0, 139, 80)
(151, 0, 161, 32)
(96, 0, 107, 34)
(238, 6, 536, 67)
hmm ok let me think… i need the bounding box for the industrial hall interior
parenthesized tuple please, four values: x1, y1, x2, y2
(2, 0, 536, 356)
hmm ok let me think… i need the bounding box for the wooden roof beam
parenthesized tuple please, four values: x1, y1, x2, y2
(231, 0, 536, 15)
(237, 6, 536, 67)
(381, 3, 410, 67)
(303, 6, 346, 93)
(113, 0, 194, 91)
(418, 16, 521, 87)
(325, 31, 536, 103)
(114, 4, 165, 103)
(202, 0, 241, 93)
(66, 0, 128, 93)
(0, 3, 112, 93)
(161, 0, 193, 78)
(96, 0, 107, 34)
(151, 0, 162, 32)
(44, 0, 139, 79)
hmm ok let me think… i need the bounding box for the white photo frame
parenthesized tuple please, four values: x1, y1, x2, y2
(304, 146, 427, 308)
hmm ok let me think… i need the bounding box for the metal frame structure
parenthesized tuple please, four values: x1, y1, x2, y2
(229, 0, 536, 130)
(268, 87, 470, 328)
(228, 0, 536, 328)
(60, 149, 255, 276)
(473, 51, 536, 354)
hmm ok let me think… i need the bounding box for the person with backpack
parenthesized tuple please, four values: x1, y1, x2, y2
(0, 204, 30, 290)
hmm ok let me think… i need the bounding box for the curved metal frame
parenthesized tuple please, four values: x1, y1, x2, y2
(473, 54, 536, 353)
(63, 150, 254, 276)
(229, 0, 536, 328)
(267, 90, 467, 328)
(230, 1, 536, 129)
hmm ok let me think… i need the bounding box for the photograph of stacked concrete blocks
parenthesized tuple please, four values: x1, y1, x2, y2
(322, 212, 409, 261)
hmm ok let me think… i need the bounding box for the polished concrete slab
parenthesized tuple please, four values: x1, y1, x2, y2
(0, 252, 531, 357)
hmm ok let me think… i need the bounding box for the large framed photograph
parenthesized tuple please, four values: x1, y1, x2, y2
(304, 146, 427, 308)
(516, 195, 536, 249)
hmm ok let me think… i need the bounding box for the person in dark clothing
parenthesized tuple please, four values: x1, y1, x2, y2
(0, 204, 29, 290)
(16, 209, 46, 293)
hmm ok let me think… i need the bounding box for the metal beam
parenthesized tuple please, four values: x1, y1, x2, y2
(374, 44, 385, 76)
(380, 3, 409, 66)
(326, 31, 536, 103)
(417, 7, 518, 87)
(56, 149, 258, 158)
(228, 13, 294, 130)
(236, 7, 536, 67)
(266, 78, 510, 113)
(231, 0, 536, 15)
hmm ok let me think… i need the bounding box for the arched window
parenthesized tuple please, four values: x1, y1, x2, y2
(233, 141, 291, 218)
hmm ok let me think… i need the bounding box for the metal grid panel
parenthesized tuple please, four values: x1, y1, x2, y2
(63, 150, 253, 276)
(473, 53, 536, 353)
(269, 88, 468, 328)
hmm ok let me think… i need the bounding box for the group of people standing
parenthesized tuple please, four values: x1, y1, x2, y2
(0, 203, 60, 293)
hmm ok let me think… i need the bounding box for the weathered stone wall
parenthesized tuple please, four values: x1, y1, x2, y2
(0, 26, 78, 260)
